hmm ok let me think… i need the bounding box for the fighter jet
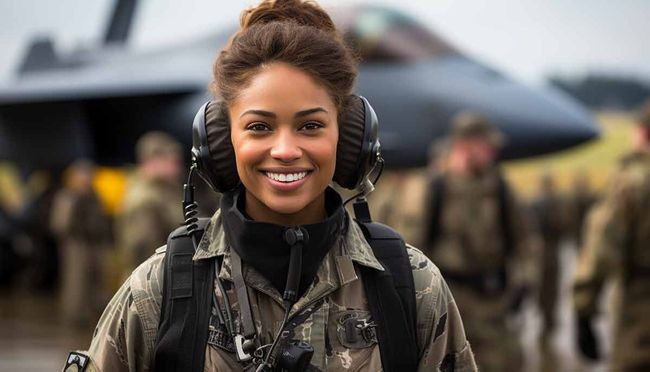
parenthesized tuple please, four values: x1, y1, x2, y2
(0, 0, 598, 170)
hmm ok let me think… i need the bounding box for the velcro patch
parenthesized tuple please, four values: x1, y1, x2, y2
(64, 352, 89, 372)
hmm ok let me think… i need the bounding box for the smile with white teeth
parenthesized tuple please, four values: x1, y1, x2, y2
(265, 171, 308, 183)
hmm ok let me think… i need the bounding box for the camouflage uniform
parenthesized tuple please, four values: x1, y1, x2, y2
(573, 150, 650, 371)
(64, 209, 477, 371)
(421, 113, 534, 372)
(568, 175, 598, 249)
(529, 175, 569, 341)
(51, 183, 111, 324)
(116, 174, 182, 275)
(423, 168, 533, 372)
(116, 131, 183, 275)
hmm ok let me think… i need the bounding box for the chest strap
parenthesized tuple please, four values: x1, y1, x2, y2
(230, 250, 258, 362)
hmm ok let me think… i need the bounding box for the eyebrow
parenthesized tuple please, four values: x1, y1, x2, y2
(239, 107, 328, 119)
(294, 107, 328, 118)
(240, 109, 276, 119)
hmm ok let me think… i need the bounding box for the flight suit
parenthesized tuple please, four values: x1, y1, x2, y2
(573, 151, 650, 371)
(423, 168, 535, 372)
(116, 174, 182, 276)
(64, 209, 477, 371)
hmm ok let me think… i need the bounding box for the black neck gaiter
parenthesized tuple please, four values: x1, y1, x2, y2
(220, 187, 346, 297)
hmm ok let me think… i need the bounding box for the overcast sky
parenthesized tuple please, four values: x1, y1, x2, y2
(1, 0, 649, 85)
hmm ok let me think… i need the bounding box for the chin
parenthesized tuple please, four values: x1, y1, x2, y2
(262, 192, 314, 216)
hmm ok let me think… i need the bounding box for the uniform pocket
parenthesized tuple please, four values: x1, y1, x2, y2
(326, 309, 380, 370)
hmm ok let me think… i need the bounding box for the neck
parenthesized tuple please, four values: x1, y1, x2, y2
(220, 187, 345, 297)
(244, 190, 327, 226)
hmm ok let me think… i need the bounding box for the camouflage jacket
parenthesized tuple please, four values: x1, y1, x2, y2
(116, 174, 182, 273)
(573, 153, 650, 371)
(574, 151, 650, 315)
(66, 209, 476, 371)
(423, 169, 536, 291)
(573, 151, 650, 369)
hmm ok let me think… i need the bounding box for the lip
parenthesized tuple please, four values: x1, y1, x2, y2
(261, 170, 312, 192)
(260, 167, 313, 173)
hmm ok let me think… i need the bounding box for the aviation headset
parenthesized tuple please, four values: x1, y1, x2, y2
(191, 95, 382, 194)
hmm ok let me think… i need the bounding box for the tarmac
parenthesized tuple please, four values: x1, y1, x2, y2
(0, 290, 95, 371)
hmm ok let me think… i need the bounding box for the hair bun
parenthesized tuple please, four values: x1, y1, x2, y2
(240, 0, 336, 34)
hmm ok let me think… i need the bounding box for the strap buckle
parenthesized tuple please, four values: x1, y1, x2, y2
(234, 334, 256, 362)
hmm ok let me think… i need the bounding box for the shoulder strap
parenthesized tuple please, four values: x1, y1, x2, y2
(154, 218, 213, 372)
(357, 220, 419, 372)
(425, 174, 446, 247)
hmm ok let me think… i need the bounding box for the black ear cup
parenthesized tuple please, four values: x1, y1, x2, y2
(192, 101, 240, 193)
(192, 95, 381, 193)
(334, 95, 380, 189)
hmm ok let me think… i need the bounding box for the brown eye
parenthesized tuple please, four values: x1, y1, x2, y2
(246, 122, 271, 132)
(299, 121, 324, 131)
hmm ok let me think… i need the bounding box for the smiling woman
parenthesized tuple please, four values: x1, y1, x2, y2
(65, 1, 477, 371)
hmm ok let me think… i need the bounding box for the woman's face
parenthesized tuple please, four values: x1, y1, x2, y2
(229, 62, 339, 225)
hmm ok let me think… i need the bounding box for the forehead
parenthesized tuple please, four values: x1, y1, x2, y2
(231, 63, 336, 115)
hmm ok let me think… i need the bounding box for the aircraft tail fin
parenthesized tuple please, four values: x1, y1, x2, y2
(104, 0, 138, 45)
(18, 38, 59, 74)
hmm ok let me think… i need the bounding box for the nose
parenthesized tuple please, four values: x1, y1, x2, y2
(270, 129, 302, 162)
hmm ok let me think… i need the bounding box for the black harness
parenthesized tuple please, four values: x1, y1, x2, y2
(154, 216, 418, 371)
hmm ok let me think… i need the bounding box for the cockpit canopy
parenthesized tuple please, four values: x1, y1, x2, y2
(335, 5, 458, 63)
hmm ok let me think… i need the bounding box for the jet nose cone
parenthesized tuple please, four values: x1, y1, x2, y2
(357, 56, 600, 167)
(424, 56, 600, 159)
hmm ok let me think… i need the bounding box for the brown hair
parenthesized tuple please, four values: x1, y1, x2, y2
(211, 0, 357, 112)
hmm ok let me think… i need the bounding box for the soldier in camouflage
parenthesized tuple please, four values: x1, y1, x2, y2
(568, 170, 598, 249)
(51, 160, 112, 325)
(529, 172, 569, 346)
(115, 132, 183, 276)
(573, 99, 650, 371)
(423, 112, 536, 372)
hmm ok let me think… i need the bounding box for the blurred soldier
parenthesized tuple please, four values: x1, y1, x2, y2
(369, 139, 449, 246)
(568, 170, 598, 249)
(0, 206, 18, 287)
(20, 170, 62, 290)
(530, 172, 568, 345)
(0, 164, 21, 287)
(51, 160, 111, 325)
(423, 112, 534, 372)
(573, 100, 650, 370)
(116, 132, 183, 276)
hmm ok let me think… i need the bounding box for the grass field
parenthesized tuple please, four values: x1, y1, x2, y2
(503, 111, 635, 198)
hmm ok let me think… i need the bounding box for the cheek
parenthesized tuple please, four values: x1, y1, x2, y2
(315, 130, 338, 174)
(231, 135, 264, 178)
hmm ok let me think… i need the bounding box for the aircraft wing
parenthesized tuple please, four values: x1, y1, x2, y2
(0, 40, 219, 105)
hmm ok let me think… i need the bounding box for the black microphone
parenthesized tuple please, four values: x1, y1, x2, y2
(283, 227, 308, 306)
(257, 227, 310, 372)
